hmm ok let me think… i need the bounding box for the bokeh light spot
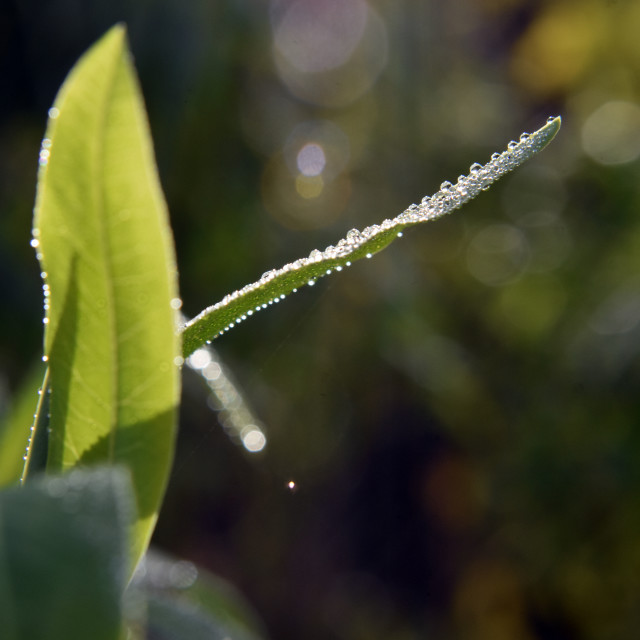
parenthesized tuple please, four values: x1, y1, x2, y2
(296, 174, 324, 199)
(582, 101, 640, 165)
(272, 0, 388, 107)
(466, 224, 529, 286)
(241, 427, 267, 453)
(297, 143, 326, 176)
(273, 0, 368, 74)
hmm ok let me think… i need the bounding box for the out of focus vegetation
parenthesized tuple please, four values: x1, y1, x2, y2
(2, 1, 640, 639)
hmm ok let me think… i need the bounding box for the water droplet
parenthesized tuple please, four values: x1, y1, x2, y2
(42, 317, 49, 324)
(397, 232, 403, 237)
(366, 253, 372, 259)
(48, 107, 60, 119)
(346, 229, 363, 243)
(170, 298, 182, 310)
(30, 238, 40, 248)
(547, 115, 557, 123)
(308, 280, 316, 286)
(308, 249, 322, 261)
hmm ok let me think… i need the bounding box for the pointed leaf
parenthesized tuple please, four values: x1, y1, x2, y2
(182, 117, 561, 356)
(32, 25, 180, 568)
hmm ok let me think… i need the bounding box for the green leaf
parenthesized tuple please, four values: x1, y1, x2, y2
(128, 551, 266, 640)
(31, 25, 181, 568)
(0, 363, 45, 487)
(0, 467, 133, 640)
(181, 116, 561, 357)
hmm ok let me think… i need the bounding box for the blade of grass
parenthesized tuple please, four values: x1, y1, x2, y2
(0, 362, 46, 487)
(181, 117, 561, 356)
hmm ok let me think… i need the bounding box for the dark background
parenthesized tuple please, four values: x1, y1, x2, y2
(3, 1, 640, 639)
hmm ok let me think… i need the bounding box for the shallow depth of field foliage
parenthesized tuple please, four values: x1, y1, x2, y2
(2, 2, 640, 640)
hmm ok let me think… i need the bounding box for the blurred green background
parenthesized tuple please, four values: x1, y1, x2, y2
(2, 1, 640, 638)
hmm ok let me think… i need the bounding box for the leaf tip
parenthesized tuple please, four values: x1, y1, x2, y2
(538, 115, 562, 149)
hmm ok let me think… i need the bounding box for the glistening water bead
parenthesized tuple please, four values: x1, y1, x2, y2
(182, 117, 560, 351)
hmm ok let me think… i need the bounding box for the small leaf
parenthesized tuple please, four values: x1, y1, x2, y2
(128, 550, 266, 640)
(181, 117, 561, 356)
(32, 25, 181, 568)
(0, 363, 45, 487)
(0, 467, 133, 640)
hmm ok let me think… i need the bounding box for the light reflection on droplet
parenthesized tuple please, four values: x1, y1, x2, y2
(48, 107, 60, 119)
